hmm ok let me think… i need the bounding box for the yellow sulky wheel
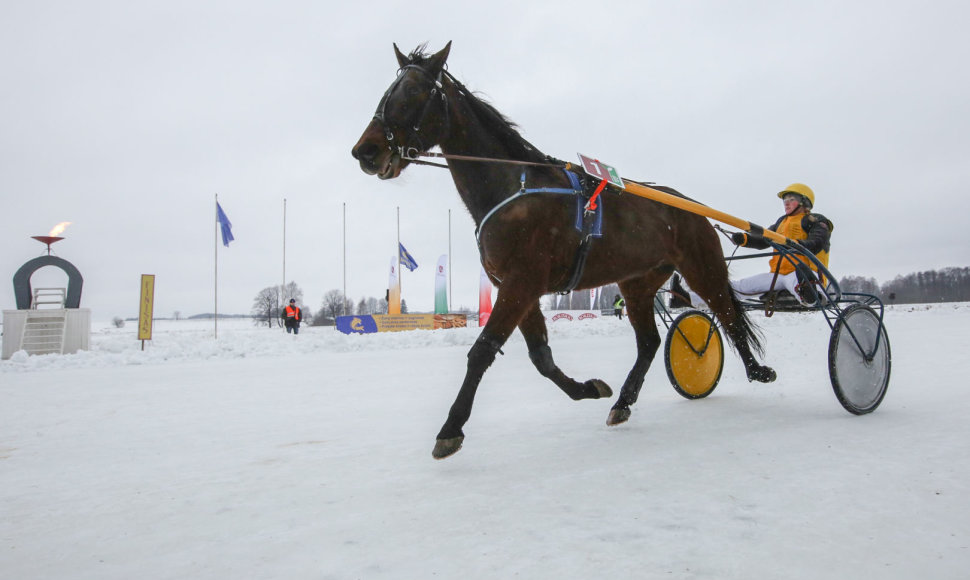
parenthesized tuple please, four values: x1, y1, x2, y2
(664, 310, 725, 399)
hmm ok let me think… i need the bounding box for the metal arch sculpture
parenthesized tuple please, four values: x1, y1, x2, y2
(12, 256, 83, 309)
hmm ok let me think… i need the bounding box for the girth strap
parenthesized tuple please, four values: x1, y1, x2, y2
(475, 168, 603, 295)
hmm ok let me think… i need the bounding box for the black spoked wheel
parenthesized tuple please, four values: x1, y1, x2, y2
(664, 310, 725, 400)
(828, 303, 891, 414)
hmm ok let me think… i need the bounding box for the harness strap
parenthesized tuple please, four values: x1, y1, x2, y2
(474, 169, 584, 244)
(475, 169, 603, 295)
(557, 236, 593, 295)
(560, 171, 604, 294)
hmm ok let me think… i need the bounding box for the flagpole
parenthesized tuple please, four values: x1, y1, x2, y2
(397, 206, 402, 306)
(282, 197, 287, 326)
(346, 201, 347, 318)
(214, 193, 218, 339)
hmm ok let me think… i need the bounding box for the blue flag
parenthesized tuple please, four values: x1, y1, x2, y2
(399, 243, 418, 271)
(216, 202, 234, 247)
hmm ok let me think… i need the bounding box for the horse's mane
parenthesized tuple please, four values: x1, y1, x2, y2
(407, 45, 548, 163)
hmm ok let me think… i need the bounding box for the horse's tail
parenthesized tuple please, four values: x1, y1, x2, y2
(724, 286, 766, 358)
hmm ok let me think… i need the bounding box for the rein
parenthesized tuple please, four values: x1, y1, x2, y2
(404, 149, 567, 170)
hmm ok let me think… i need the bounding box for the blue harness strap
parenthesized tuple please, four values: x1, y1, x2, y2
(522, 168, 584, 195)
(575, 195, 604, 237)
(475, 168, 603, 243)
(475, 168, 607, 294)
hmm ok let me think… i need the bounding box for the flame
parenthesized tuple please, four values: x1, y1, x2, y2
(48, 221, 72, 237)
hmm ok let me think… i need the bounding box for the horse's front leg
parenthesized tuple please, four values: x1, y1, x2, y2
(432, 288, 534, 460)
(519, 302, 612, 400)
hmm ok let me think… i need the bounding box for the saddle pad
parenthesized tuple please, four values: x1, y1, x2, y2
(572, 169, 603, 238)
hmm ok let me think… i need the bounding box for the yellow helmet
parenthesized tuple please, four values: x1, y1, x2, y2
(778, 183, 814, 208)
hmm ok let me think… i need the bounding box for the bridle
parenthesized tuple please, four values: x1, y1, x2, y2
(371, 63, 567, 171)
(372, 63, 449, 161)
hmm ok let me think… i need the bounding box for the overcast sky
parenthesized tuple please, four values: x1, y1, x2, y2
(2, 1, 968, 321)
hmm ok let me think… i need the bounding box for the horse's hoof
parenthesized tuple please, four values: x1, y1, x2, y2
(606, 407, 631, 426)
(747, 366, 777, 383)
(432, 436, 464, 460)
(585, 379, 613, 399)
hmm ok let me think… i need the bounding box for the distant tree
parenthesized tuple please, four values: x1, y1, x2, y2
(879, 267, 970, 304)
(544, 289, 597, 310)
(173, 311, 181, 321)
(251, 282, 304, 328)
(943, 267, 970, 301)
(833, 266, 970, 305)
(366, 296, 381, 314)
(401, 299, 409, 314)
(251, 286, 281, 328)
(571, 290, 591, 310)
(356, 298, 368, 315)
(596, 283, 622, 311)
(112, 316, 125, 328)
(320, 289, 346, 322)
(281, 281, 304, 308)
(839, 275, 880, 296)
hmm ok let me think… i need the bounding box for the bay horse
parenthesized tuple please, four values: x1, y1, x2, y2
(352, 42, 776, 459)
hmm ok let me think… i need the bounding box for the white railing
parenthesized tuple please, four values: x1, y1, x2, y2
(31, 287, 66, 309)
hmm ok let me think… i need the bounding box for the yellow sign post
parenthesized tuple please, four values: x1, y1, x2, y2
(138, 274, 155, 349)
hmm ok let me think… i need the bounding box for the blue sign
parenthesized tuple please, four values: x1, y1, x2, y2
(336, 315, 379, 334)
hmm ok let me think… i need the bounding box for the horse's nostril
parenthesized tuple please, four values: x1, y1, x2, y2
(353, 142, 378, 162)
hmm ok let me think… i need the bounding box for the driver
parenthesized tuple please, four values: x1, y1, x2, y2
(670, 183, 833, 308)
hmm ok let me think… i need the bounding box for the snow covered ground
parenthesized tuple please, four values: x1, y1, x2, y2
(2, 304, 969, 579)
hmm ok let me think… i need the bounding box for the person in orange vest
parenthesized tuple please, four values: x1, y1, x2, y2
(670, 183, 833, 307)
(281, 298, 305, 334)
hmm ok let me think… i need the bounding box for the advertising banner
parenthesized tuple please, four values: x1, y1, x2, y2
(375, 314, 435, 332)
(435, 254, 448, 314)
(387, 257, 401, 314)
(336, 315, 380, 334)
(543, 310, 601, 323)
(479, 267, 493, 327)
(336, 314, 467, 334)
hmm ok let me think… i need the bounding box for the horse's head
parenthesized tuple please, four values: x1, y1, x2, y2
(352, 42, 452, 179)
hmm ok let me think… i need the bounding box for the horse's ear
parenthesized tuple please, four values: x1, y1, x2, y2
(426, 41, 452, 76)
(393, 43, 409, 68)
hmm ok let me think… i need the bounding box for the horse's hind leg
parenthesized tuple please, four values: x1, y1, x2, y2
(607, 274, 666, 426)
(519, 302, 612, 400)
(716, 296, 777, 383)
(681, 266, 776, 383)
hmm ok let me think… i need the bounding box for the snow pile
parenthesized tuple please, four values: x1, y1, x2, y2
(2, 313, 648, 372)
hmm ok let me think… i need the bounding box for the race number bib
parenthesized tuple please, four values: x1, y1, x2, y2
(577, 153, 623, 187)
